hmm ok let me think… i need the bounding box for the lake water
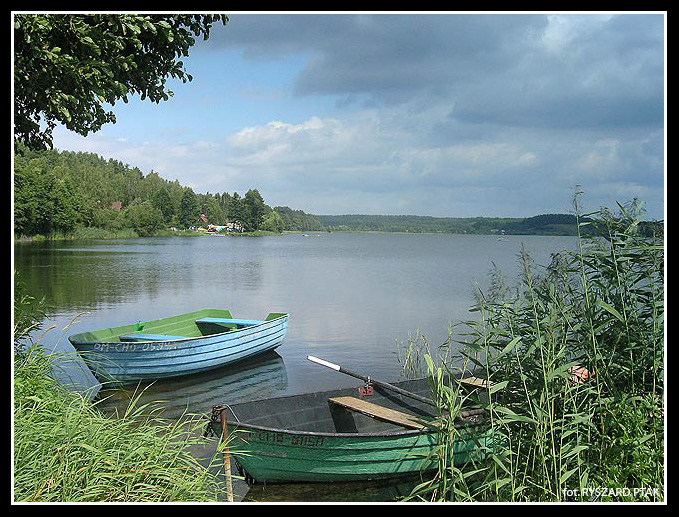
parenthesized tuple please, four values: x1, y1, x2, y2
(14, 232, 576, 501)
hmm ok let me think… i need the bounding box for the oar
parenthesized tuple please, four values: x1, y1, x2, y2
(307, 355, 436, 407)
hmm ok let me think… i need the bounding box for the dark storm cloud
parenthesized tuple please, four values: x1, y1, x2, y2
(291, 14, 546, 99)
(448, 14, 664, 130)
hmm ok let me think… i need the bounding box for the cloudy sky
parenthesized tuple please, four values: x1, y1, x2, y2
(52, 12, 666, 220)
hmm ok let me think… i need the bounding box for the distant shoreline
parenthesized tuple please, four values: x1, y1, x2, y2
(14, 213, 663, 242)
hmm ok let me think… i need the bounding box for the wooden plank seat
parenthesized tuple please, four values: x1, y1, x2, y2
(119, 333, 187, 342)
(328, 396, 429, 430)
(195, 317, 264, 328)
(459, 376, 493, 389)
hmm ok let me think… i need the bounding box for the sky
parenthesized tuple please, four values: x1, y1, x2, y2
(51, 12, 666, 220)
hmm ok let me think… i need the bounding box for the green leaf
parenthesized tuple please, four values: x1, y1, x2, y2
(560, 466, 580, 484)
(561, 444, 588, 459)
(489, 380, 509, 395)
(60, 107, 71, 122)
(596, 299, 625, 322)
(75, 442, 102, 454)
(493, 406, 537, 424)
(493, 336, 521, 361)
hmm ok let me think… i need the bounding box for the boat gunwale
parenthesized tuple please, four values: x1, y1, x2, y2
(225, 413, 487, 440)
(226, 419, 433, 440)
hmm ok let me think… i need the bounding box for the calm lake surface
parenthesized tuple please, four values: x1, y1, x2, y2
(14, 232, 576, 501)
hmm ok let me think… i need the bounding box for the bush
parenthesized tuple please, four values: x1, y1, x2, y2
(124, 201, 164, 237)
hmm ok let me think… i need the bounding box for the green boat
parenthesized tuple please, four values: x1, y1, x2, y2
(68, 309, 289, 384)
(209, 366, 492, 484)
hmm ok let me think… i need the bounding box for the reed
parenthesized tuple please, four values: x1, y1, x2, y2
(13, 345, 223, 502)
(404, 198, 664, 502)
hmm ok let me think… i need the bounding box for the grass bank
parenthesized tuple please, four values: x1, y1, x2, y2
(13, 273, 226, 502)
(13, 345, 223, 502)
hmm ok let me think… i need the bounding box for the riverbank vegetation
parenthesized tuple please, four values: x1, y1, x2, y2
(317, 213, 582, 235)
(401, 198, 664, 502)
(317, 212, 662, 236)
(13, 278, 224, 502)
(14, 346, 223, 502)
(13, 145, 323, 239)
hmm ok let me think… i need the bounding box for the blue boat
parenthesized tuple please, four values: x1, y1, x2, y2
(68, 309, 289, 384)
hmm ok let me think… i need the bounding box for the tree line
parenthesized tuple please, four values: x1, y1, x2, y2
(317, 213, 588, 235)
(317, 212, 661, 237)
(14, 146, 661, 239)
(13, 145, 322, 238)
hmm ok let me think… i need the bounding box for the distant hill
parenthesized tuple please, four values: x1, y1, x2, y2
(314, 213, 588, 236)
(502, 214, 587, 236)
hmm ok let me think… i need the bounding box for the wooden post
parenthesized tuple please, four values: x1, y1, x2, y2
(220, 408, 234, 502)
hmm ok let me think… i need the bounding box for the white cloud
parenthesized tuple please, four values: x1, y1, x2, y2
(575, 139, 621, 175)
(542, 14, 615, 53)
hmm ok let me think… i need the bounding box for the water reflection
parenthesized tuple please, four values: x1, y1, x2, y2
(95, 352, 288, 419)
(16, 232, 579, 401)
(243, 476, 422, 503)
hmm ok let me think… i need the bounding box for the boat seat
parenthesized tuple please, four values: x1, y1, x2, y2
(119, 333, 187, 342)
(195, 317, 264, 327)
(459, 376, 493, 388)
(328, 396, 429, 430)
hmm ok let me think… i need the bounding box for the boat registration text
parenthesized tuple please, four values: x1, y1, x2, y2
(92, 342, 180, 352)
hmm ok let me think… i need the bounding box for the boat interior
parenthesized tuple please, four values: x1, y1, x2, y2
(69, 309, 286, 344)
(222, 377, 487, 435)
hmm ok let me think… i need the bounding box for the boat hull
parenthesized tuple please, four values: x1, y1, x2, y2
(228, 424, 489, 483)
(69, 309, 288, 384)
(213, 377, 491, 484)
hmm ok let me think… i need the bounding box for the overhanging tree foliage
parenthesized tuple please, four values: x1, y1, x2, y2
(13, 13, 227, 150)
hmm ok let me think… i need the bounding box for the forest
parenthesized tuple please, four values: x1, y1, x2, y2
(13, 145, 323, 238)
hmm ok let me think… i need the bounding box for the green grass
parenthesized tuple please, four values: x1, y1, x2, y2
(13, 346, 223, 502)
(401, 198, 664, 502)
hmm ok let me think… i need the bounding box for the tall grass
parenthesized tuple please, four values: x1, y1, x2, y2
(13, 345, 224, 502)
(405, 198, 664, 502)
(13, 344, 224, 502)
(12, 276, 225, 504)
